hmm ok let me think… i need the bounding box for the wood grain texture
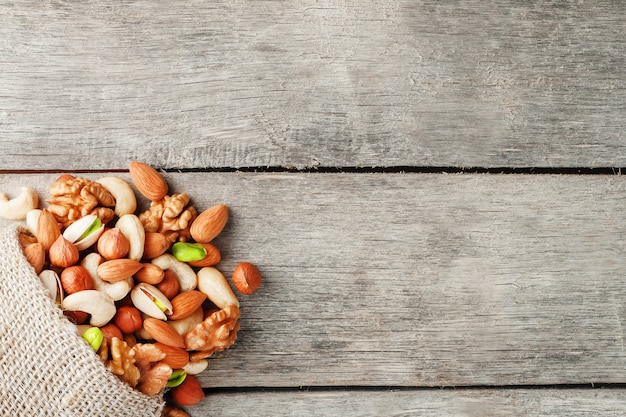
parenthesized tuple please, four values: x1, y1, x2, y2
(1, 1, 624, 169)
(190, 389, 626, 417)
(1, 172, 625, 388)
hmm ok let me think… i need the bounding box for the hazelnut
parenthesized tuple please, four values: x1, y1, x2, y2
(231, 262, 262, 295)
(49, 235, 79, 268)
(157, 270, 180, 300)
(100, 323, 124, 345)
(170, 374, 205, 406)
(97, 228, 130, 260)
(143, 232, 171, 259)
(114, 305, 144, 334)
(61, 265, 94, 294)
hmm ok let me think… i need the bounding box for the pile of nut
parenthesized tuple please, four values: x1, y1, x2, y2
(4, 162, 261, 416)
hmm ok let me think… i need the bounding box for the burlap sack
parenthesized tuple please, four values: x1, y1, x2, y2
(0, 225, 165, 416)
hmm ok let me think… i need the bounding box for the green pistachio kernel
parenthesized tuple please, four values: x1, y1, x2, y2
(172, 242, 207, 262)
(166, 370, 187, 388)
(79, 217, 102, 241)
(82, 327, 104, 352)
(153, 297, 169, 313)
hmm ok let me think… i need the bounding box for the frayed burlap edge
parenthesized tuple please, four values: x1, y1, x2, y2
(0, 224, 165, 417)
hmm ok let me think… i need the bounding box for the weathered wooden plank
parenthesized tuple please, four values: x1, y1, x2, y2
(1, 172, 625, 388)
(188, 389, 626, 417)
(1, 1, 624, 169)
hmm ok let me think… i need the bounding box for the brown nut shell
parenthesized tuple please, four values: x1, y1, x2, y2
(143, 232, 171, 260)
(61, 265, 94, 294)
(49, 235, 79, 268)
(100, 323, 124, 345)
(23, 242, 45, 274)
(231, 262, 262, 295)
(170, 374, 205, 407)
(157, 270, 180, 300)
(97, 228, 130, 260)
(114, 305, 144, 334)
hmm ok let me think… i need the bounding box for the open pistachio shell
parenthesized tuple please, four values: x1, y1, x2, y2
(63, 214, 105, 251)
(39, 269, 63, 304)
(131, 283, 173, 320)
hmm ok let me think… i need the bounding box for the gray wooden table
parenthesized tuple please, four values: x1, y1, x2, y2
(2, 1, 625, 415)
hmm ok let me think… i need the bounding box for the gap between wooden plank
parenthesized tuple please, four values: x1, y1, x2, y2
(0, 166, 624, 175)
(200, 383, 626, 395)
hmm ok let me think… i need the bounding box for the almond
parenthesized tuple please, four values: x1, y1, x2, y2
(135, 263, 165, 285)
(170, 374, 205, 406)
(143, 318, 185, 349)
(143, 232, 171, 259)
(23, 242, 45, 274)
(97, 258, 144, 282)
(168, 290, 207, 320)
(154, 342, 189, 369)
(188, 243, 221, 267)
(49, 235, 79, 268)
(129, 161, 168, 202)
(231, 262, 262, 295)
(37, 209, 61, 250)
(189, 204, 229, 243)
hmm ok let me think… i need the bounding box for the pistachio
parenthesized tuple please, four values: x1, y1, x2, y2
(131, 283, 173, 320)
(62, 214, 105, 251)
(82, 327, 104, 352)
(166, 370, 187, 388)
(39, 269, 63, 305)
(171, 242, 207, 263)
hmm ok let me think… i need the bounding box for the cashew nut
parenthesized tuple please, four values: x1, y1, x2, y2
(197, 267, 239, 309)
(183, 359, 209, 375)
(169, 307, 204, 337)
(115, 214, 145, 261)
(62, 290, 116, 327)
(151, 254, 197, 292)
(96, 176, 137, 217)
(81, 253, 132, 301)
(0, 187, 39, 220)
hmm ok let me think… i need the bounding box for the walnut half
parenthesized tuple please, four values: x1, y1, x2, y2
(138, 193, 198, 242)
(184, 305, 240, 358)
(47, 175, 116, 227)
